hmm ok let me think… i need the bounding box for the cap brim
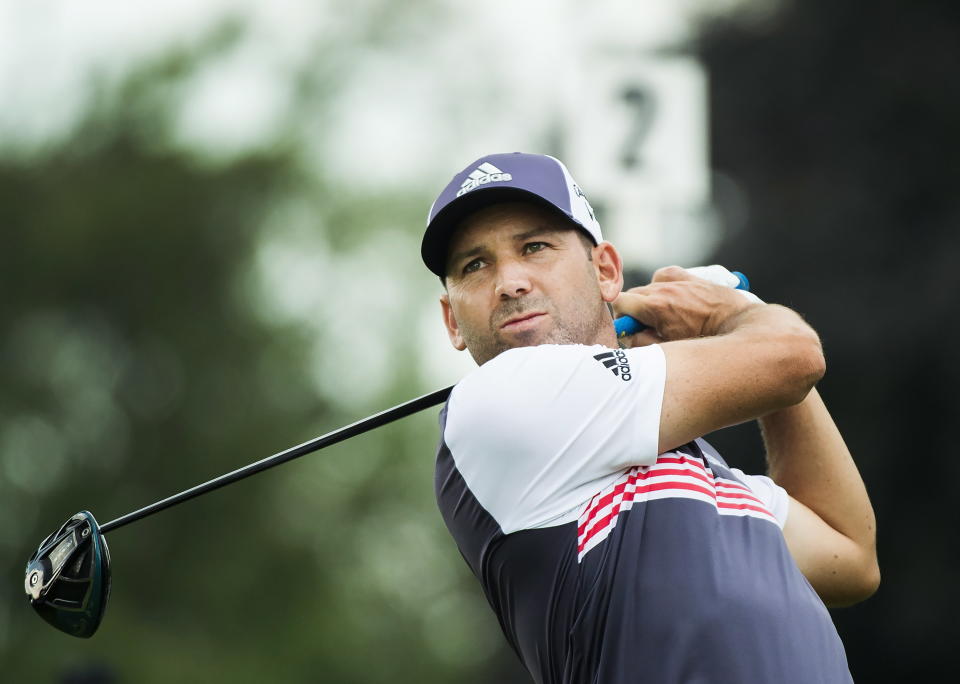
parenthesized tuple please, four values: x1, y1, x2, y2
(421, 186, 584, 277)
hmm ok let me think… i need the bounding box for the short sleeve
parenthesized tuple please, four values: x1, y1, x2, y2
(728, 468, 790, 528)
(444, 344, 666, 533)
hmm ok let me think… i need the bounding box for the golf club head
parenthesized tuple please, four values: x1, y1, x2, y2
(24, 511, 111, 638)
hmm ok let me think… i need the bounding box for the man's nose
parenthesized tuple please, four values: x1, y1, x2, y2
(494, 260, 532, 299)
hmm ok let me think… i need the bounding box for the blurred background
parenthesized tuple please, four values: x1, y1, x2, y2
(2, 0, 957, 681)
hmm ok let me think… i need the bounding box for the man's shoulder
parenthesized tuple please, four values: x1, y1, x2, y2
(484, 343, 608, 366)
(491, 343, 608, 362)
(449, 342, 666, 423)
(457, 344, 607, 389)
(460, 342, 663, 388)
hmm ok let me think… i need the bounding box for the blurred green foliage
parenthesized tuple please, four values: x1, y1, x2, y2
(0, 21, 517, 684)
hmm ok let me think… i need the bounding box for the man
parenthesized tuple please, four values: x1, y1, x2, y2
(422, 152, 878, 683)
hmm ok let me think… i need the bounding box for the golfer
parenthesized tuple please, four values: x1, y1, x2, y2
(421, 152, 878, 683)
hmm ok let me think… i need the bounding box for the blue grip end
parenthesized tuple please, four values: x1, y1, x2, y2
(615, 315, 646, 338)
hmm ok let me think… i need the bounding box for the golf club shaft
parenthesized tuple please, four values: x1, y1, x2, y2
(99, 386, 453, 534)
(98, 274, 745, 536)
(99, 313, 679, 533)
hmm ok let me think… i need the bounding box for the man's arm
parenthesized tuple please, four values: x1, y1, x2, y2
(762, 389, 880, 606)
(614, 266, 879, 605)
(613, 266, 825, 453)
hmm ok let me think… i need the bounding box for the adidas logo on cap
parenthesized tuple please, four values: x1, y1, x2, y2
(594, 350, 632, 381)
(456, 162, 512, 197)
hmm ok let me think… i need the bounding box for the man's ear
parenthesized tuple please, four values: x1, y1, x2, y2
(440, 293, 467, 351)
(592, 241, 624, 304)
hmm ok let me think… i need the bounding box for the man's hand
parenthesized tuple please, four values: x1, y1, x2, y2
(612, 266, 759, 347)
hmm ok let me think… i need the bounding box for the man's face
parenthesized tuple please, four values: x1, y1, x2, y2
(440, 202, 622, 365)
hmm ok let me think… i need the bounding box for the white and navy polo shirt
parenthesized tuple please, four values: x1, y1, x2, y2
(434, 344, 851, 683)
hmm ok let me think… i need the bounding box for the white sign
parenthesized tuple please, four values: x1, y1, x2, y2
(563, 53, 715, 270)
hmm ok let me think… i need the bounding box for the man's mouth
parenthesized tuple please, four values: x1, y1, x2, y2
(500, 312, 546, 331)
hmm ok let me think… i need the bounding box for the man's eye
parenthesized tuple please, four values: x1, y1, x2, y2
(524, 241, 548, 254)
(463, 259, 484, 274)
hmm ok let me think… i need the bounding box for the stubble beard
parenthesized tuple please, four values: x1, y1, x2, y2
(462, 290, 611, 366)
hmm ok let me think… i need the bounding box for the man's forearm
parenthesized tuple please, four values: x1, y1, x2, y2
(760, 388, 878, 562)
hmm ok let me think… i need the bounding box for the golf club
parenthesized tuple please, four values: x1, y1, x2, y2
(24, 385, 452, 638)
(24, 270, 750, 638)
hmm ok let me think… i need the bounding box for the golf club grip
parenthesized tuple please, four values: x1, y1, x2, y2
(614, 270, 751, 338)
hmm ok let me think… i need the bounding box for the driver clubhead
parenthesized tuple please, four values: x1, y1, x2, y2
(25, 511, 111, 638)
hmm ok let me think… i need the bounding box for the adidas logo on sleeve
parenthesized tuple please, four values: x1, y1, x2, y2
(594, 350, 632, 381)
(456, 162, 513, 197)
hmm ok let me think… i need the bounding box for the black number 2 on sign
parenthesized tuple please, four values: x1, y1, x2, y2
(619, 84, 657, 170)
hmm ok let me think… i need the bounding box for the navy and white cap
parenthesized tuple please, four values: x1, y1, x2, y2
(421, 152, 603, 277)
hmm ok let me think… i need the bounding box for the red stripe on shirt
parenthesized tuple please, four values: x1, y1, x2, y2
(577, 458, 776, 553)
(579, 481, 718, 551)
(577, 456, 717, 535)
